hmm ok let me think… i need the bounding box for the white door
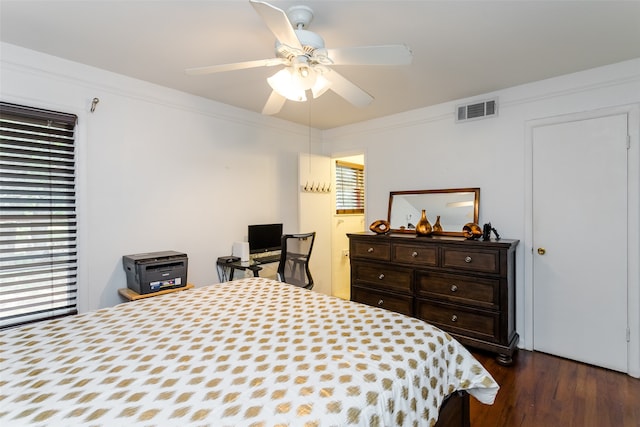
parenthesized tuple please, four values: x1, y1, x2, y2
(532, 113, 628, 372)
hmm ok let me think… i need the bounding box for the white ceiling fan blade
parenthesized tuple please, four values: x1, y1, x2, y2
(262, 90, 287, 115)
(323, 70, 373, 108)
(250, 0, 303, 51)
(311, 75, 331, 99)
(327, 45, 413, 66)
(185, 58, 284, 75)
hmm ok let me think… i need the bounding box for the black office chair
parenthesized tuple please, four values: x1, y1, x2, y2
(276, 232, 315, 289)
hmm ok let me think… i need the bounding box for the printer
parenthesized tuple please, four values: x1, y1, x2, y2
(122, 250, 188, 294)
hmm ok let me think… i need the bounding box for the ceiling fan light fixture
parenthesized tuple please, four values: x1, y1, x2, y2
(267, 68, 307, 102)
(292, 56, 318, 90)
(187, 1, 413, 116)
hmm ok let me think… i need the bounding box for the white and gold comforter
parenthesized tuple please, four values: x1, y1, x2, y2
(0, 277, 498, 426)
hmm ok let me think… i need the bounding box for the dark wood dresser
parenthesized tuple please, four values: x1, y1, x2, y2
(348, 232, 519, 364)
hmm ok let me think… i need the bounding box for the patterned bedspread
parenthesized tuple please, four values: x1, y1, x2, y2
(0, 277, 498, 426)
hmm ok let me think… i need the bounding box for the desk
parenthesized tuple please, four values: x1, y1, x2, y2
(118, 283, 194, 301)
(216, 255, 282, 281)
(216, 258, 263, 281)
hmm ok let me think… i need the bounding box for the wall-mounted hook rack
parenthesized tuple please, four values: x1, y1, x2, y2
(301, 181, 332, 193)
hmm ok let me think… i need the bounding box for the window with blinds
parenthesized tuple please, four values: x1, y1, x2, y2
(335, 160, 364, 215)
(0, 102, 78, 329)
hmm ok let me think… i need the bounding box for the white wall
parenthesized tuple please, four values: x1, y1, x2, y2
(298, 153, 332, 295)
(1, 42, 321, 311)
(322, 58, 640, 373)
(3, 41, 640, 373)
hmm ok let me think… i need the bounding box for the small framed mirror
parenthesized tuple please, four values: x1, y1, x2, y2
(388, 188, 480, 236)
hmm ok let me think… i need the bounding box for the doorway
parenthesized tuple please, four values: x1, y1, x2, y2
(330, 153, 365, 300)
(525, 107, 638, 374)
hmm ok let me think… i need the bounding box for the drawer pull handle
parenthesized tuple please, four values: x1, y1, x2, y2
(464, 256, 472, 263)
(451, 315, 458, 322)
(367, 247, 375, 253)
(378, 273, 385, 280)
(450, 284, 458, 292)
(411, 251, 418, 257)
(378, 299, 384, 306)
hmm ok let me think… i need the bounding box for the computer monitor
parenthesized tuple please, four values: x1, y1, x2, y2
(248, 223, 283, 254)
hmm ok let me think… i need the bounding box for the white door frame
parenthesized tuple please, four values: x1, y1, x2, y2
(523, 104, 640, 377)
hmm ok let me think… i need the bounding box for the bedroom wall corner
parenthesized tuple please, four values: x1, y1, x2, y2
(1, 42, 311, 311)
(322, 58, 640, 371)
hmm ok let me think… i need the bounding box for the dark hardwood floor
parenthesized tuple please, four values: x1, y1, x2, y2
(469, 350, 640, 427)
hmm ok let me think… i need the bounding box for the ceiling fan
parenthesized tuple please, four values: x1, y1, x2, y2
(186, 0, 412, 115)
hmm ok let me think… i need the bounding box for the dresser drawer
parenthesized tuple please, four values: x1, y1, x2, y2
(442, 248, 499, 274)
(347, 233, 519, 363)
(352, 286, 413, 317)
(352, 262, 412, 294)
(351, 240, 391, 261)
(416, 300, 498, 342)
(392, 243, 437, 266)
(416, 271, 498, 309)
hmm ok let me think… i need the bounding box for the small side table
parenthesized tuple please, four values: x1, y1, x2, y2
(118, 283, 194, 301)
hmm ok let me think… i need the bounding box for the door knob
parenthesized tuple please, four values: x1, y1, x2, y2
(537, 247, 546, 255)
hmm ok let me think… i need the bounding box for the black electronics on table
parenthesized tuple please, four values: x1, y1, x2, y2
(248, 223, 283, 256)
(122, 250, 188, 294)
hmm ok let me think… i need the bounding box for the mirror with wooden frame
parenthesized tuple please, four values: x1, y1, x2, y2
(387, 188, 480, 236)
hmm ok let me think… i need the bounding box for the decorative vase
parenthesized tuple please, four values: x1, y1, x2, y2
(462, 222, 483, 240)
(433, 215, 443, 232)
(369, 219, 391, 235)
(415, 209, 432, 236)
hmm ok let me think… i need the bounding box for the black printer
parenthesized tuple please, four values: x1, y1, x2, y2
(122, 250, 188, 294)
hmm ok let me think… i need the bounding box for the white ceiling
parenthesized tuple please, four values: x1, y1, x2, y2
(1, 0, 639, 130)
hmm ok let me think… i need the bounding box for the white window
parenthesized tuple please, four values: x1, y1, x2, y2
(335, 160, 364, 215)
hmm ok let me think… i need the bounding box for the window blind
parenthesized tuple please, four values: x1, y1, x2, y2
(0, 102, 78, 329)
(335, 160, 364, 214)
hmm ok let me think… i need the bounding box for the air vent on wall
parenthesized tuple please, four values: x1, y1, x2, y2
(456, 98, 498, 123)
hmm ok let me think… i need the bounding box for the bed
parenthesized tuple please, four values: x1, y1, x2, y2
(0, 277, 498, 426)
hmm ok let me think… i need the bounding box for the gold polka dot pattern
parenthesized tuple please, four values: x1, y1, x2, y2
(0, 277, 498, 426)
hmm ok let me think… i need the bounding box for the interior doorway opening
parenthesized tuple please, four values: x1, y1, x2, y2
(330, 153, 365, 300)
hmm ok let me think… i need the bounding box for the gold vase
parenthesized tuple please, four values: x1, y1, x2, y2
(415, 209, 432, 236)
(433, 215, 443, 232)
(369, 219, 390, 235)
(463, 222, 483, 240)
